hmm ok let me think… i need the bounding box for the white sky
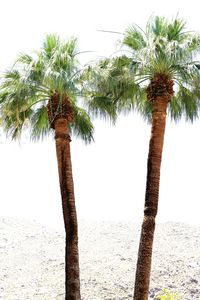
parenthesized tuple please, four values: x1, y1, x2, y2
(0, 0, 200, 228)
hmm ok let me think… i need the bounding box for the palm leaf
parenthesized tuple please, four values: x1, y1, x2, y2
(70, 107, 94, 143)
(30, 105, 50, 141)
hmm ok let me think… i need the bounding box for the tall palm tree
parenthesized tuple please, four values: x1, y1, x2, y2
(0, 34, 102, 300)
(87, 16, 200, 300)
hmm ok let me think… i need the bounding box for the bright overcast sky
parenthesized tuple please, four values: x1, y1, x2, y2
(0, 0, 200, 228)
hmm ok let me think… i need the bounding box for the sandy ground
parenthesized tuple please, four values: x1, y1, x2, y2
(0, 217, 200, 300)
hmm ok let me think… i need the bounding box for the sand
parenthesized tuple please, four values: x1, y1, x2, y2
(0, 217, 200, 299)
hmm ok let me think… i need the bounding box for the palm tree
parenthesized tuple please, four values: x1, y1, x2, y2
(87, 16, 200, 300)
(0, 34, 97, 300)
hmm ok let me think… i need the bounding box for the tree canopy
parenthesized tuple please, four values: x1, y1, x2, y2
(86, 16, 200, 122)
(0, 34, 94, 143)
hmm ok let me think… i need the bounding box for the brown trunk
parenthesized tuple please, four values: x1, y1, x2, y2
(54, 118, 81, 300)
(133, 96, 169, 300)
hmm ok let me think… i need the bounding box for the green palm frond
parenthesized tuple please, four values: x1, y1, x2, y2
(70, 107, 94, 144)
(146, 15, 187, 42)
(169, 86, 199, 122)
(150, 16, 168, 37)
(167, 18, 186, 41)
(83, 56, 140, 121)
(2, 105, 33, 140)
(43, 34, 60, 59)
(30, 105, 50, 141)
(86, 95, 117, 122)
(124, 24, 147, 50)
(15, 53, 34, 65)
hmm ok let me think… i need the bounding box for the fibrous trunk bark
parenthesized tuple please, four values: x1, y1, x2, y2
(54, 118, 81, 300)
(133, 96, 169, 300)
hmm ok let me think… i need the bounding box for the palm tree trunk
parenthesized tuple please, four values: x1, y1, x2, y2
(133, 96, 169, 300)
(54, 118, 81, 300)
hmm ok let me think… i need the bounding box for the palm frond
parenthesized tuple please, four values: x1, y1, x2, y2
(86, 95, 117, 122)
(170, 86, 199, 122)
(43, 34, 60, 59)
(83, 55, 141, 120)
(150, 16, 168, 38)
(124, 25, 147, 50)
(15, 53, 34, 66)
(70, 107, 94, 144)
(2, 105, 33, 140)
(167, 18, 186, 41)
(30, 105, 51, 141)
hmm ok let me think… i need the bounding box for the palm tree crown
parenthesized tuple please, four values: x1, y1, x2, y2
(0, 34, 94, 142)
(123, 16, 200, 119)
(88, 16, 200, 120)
